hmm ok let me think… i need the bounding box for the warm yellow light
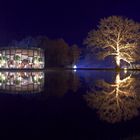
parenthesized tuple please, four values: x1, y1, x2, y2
(1, 75, 5, 80)
(34, 76, 37, 81)
(124, 67, 127, 73)
(18, 76, 22, 81)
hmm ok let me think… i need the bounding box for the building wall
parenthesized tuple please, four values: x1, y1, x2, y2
(0, 48, 45, 69)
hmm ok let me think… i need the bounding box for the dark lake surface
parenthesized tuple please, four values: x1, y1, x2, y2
(0, 70, 140, 139)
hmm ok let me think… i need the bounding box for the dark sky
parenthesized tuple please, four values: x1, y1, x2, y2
(0, 0, 140, 46)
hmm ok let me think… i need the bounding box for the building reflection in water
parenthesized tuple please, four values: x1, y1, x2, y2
(0, 71, 80, 96)
(84, 72, 140, 123)
(0, 71, 44, 94)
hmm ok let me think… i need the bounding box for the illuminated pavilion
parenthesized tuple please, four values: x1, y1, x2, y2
(0, 47, 45, 69)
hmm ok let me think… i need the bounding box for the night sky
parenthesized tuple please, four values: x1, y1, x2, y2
(0, 0, 140, 46)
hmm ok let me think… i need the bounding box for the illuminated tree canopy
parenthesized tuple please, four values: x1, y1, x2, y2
(84, 73, 140, 123)
(85, 16, 140, 68)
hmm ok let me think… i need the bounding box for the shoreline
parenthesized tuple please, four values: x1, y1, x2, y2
(0, 67, 139, 71)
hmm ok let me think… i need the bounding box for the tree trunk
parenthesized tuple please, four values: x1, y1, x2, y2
(115, 72, 120, 84)
(115, 55, 120, 70)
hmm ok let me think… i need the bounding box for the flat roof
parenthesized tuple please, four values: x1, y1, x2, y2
(0, 47, 44, 51)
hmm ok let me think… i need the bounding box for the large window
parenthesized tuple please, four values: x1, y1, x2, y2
(0, 48, 44, 69)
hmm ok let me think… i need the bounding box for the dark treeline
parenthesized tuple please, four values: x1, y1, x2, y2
(9, 36, 81, 68)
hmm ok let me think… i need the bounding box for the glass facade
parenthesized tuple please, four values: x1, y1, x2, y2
(0, 48, 45, 69)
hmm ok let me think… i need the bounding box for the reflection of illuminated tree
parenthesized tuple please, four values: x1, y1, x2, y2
(84, 73, 140, 123)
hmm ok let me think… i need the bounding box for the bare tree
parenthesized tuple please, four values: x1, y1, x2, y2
(84, 16, 140, 68)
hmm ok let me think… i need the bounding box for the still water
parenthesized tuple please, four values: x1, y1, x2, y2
(0, 70, 140, 139)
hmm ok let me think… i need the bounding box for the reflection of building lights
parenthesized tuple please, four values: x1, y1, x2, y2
(2, 60, 5, 64)
(2, 75, 6, 81)
(34, 76, 37, 81)
(0, 72, 44, 93)
(39, 75, 43, 79)
(73, 65, 77, 69)
(18, 76, 22, 81)
(34, 60, 38, 64)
